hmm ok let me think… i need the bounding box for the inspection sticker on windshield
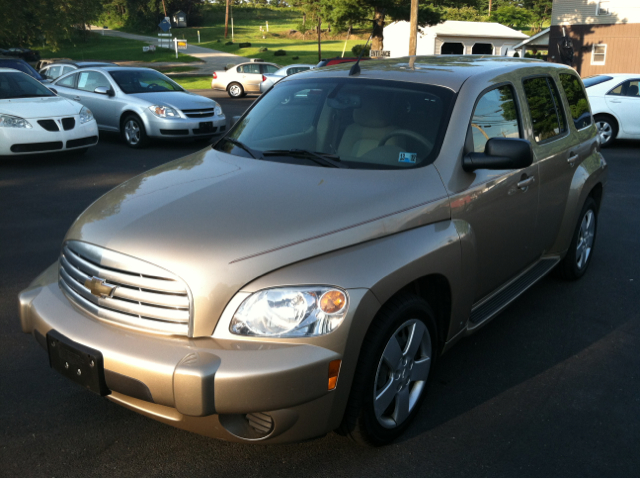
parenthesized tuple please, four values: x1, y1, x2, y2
(398, 152, 417, 164)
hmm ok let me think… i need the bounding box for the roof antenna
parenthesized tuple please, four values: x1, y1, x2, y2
(349, 33, 373, 76)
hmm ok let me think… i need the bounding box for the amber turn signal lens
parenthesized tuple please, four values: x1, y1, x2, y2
(319, 290, 347, 314)
(328, 359, 342, 390)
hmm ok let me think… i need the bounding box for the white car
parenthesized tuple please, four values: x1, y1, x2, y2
(0, 68, 98, 156)
(584, 74, 640, 147)
(259, 64, 315, 93)
(211, 60, 280, 98)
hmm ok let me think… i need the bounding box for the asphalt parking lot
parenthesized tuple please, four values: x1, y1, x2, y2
(1, 92, 639, 476)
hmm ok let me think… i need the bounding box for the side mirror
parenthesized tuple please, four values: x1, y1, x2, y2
(48, 87, 58, 95)
(463, 137, 533, 172)
(94, 86, 114, 97)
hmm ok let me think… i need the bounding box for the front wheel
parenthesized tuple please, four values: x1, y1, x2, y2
(121, 114, 148, 149)
(555, 197, 598, 280)
(340, 293, 437, 446)
(227, 82, 244, 98)
(594, 115, 617, 148)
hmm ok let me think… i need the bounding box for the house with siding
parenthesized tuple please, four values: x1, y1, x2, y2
(549, 0, 640, 76)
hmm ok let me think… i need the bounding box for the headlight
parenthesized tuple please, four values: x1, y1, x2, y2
(148, 105, 180, 118)
(79, 106, 94, 124)
(230, 286, 349, 337)
(0, 114, 32, 128)
(214, 105, 223, 116)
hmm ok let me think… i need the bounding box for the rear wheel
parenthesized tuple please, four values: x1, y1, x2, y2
(555, 197, 598, 280)
(227, 82, 244, 98)
(594, 114, 617, 147)
(340, 293, 437, 446)
(121, 114, 148, 149)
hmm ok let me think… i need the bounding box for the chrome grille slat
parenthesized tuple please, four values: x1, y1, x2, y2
(58, 241, 191, 336)
(63, 246, 187, 293)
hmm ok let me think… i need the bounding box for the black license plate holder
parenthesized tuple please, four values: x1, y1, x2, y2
(47, 330, 109, 396)
(199, 121, 214, 131)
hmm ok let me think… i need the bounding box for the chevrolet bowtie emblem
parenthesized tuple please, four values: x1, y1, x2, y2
(84, 276, 117, 298)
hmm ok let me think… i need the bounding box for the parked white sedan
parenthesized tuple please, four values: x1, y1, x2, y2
(0, 68, 98, 156)
(259, 64, 315, 93)
(584, 74, 640, 147)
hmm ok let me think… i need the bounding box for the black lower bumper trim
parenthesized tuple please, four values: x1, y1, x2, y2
(11, 141, 63, 153)
(160, 129, 189, 136)
(66, 136, 98, 149)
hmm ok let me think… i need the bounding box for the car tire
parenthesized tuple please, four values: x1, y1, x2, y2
(554, 197, 598, 280)
(594, 114, 618, 148)
(227, 82, 245, 98)
(340, 293, 438, 446)
(121, 114, 148, 149)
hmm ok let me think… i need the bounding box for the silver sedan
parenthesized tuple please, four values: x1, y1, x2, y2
(52, 67, 226, 148)
(259, 64, 315, 93)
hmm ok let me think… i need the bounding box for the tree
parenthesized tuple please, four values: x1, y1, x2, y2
(490, 4, 533, 28)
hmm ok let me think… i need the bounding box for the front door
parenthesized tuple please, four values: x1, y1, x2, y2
(73, 70, 118, 130)
(451, 84, 540, 302)
(605, 78, 640, 137)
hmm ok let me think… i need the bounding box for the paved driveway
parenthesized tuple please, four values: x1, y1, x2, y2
(0, 105, 638, 475)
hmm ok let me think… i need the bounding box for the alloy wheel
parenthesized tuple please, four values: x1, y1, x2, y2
(124, 120, 141, 145)
(576, 209, 596, 269)
(373, 319, 432, 429)
(596, 120, 613, 145)
(229, 85, 241, 97)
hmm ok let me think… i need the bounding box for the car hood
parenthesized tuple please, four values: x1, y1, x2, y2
(0, 96, 80, 118)
(128, 91, 216, 110)
(65, 148, 450, 335)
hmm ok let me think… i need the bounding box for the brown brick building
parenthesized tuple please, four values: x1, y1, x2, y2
(548, 0, 640, 77)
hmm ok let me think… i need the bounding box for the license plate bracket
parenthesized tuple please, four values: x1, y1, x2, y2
(47, 330, 110, 396)
(199, 121, 214, 131)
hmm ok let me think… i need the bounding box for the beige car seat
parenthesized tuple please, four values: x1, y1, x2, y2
(338, 101, 401, 158)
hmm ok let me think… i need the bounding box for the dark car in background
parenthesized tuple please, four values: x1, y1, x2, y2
(2, 47, 40, 62)
(0, 58, 47, 83)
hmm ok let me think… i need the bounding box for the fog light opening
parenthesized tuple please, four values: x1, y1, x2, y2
(328, 359, 342, 390)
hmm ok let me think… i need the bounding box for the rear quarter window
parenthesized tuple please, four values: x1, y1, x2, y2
(559, 73, 592, 130)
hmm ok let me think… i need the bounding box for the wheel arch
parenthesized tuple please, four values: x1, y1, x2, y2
(119, 110, 147, 131)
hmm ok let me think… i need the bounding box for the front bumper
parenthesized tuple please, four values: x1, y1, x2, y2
(0, 119, 98, 156)
(145, 114, 227, 139)
(19, 263, 379, 443)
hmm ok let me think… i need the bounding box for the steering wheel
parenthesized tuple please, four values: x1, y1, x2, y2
(146, 82, 160, 90)
(378, 129, 433, 151)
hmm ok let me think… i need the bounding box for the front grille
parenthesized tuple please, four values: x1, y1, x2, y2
(182, 108, 215, 118)
(67, 136, 98, 149)
(37, 120, 59, 132)
(11, 141, 63, 153)
(62, 117, 75, 130)
(58, 241, 191, 336)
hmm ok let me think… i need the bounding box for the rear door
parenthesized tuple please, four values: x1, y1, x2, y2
(605, 79, 640, 137)
(240, 63, 262, 92)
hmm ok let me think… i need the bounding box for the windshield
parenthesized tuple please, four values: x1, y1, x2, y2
(0, 60, 44, 81)
(109, 69, 184, 94)
(583, 75, 613, 88)
(215, 78, 455, 170)
(0, 71, 55, 99)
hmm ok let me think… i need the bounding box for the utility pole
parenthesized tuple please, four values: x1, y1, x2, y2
(488, 0, 492, 15)
(161, 0, 167, 17)
(409, 0, 418, 56)
(225, 0, 230, 39)
(317, 17, 322, 62)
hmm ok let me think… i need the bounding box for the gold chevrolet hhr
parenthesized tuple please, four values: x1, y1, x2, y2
(19, 57, 607, 446)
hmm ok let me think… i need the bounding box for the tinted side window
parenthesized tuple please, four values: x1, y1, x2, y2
(470, 85, 520, 153)
(243, 64, 261, 74)
(56, 73, 77, 88)
(523, 77, 567, 143)
(287, 67, 310, 75)
(77, 71, 111, 92)
(262, 64, 279, 74)
(559, 73, 592, 130)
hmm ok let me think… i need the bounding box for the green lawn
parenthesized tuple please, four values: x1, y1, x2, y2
(122, 5, 368, 66)
(171, 76, 211, 90)
(36, 32, 202, 63)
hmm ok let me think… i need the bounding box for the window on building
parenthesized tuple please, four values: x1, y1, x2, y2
(472, 43, 494, 55)
(559, 73, 592, 130)
(591, 44, 607, 65)
(597, 0, 611, 15)
(441, 42, 464, 55)
(470, 85, 520, 153)
(523, 77, 567, 143)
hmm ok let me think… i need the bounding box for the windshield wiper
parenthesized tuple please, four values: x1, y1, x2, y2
(262, 149, 348, 168)
(222, 138, 263, 159)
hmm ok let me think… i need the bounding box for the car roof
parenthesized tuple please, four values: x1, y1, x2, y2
(287, 55, 562, 92)
(0, 67, 33, 74)
(50, 60, 117, 67)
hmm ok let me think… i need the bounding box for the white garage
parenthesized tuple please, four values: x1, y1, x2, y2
(382, 20, 529, 58)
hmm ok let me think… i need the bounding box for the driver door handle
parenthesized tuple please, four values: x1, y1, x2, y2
(73, 96, 81, 101)
(568, 153, 579, 165)
(517, 176, 535, 190)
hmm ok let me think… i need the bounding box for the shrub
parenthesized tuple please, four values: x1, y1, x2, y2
(259, 47, 268, 52)
(352, 44, 371, 57)
(225, 41, 233, 45)
(274, 49, 286, 56)
(292, 56, 299, 60)
(239, 42, 251, 48)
